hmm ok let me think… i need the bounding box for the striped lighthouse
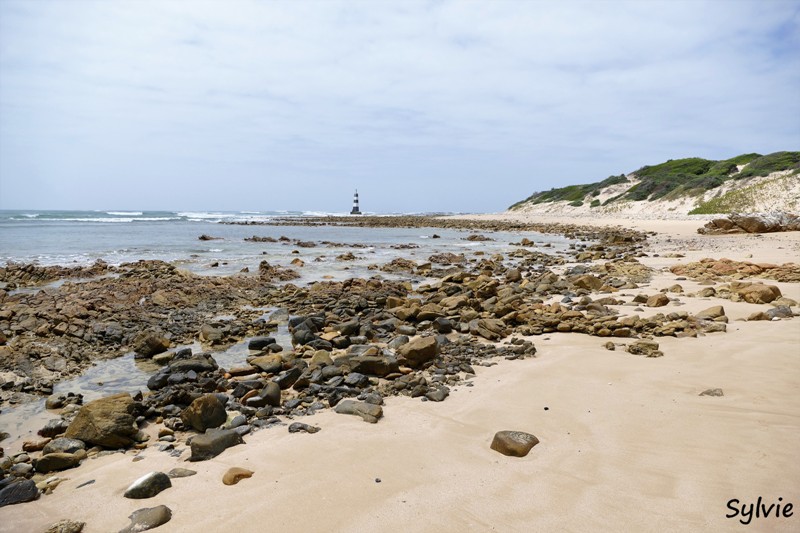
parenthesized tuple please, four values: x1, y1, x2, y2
(350, 189, 362, 215)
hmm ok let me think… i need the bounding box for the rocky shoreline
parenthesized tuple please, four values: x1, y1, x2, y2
(1, 216, 797, 528)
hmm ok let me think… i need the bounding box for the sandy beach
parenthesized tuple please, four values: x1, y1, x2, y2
(1, 213, 798, 532)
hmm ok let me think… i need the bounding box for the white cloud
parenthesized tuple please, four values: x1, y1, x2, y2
(0, 0, 798, 211)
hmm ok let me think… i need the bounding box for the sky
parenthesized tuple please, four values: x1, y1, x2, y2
(0, 0, 798, 213)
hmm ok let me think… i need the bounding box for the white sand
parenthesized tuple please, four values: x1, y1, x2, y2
(1, 213, 799, 532)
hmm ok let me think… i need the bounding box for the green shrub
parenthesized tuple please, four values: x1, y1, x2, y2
(569, 200, 584, 207)
(590, 199, 600, 208)
(736, 151, 800, 178)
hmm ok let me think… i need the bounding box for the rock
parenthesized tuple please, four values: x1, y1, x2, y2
(0, 478, 39, 507)
(347, 355, 399, 377)
(334, 400, 384, 423)
(766, 305, 793, 319)
(425, 386, 450, 402)
(247, 336, 276, 351)
(119, 505, 172, 533)
(646, 293, 670, 307)
(44, 519, 85, 533)
(699, 388, 724, 397)
(249, 354, 283, 374)
(199, 324, 224, 343)
(181, 394, 227, 432)
(698, 213, 800, 234)
(288, 422, 320, 434)
(189, 429, 244, 461)
(490, 430, 540, 457)
(132, 331, 170, 359)
(34, 452, 81, 473)
(432, 317, 453, 334)
(734, 283, 782, 304)
(167, 468, 197, 478)
(65, 393, 138, 448)
(222, 467, 253, 485)
(39, 418, 70, 438)
(695, 306, 725, 320)
(626, 340, 663, 358)
(469, 318, 508, 340)
(42, 438, 86, 455)
(22, 438, 51, 452)
(124, 471, 172, 499)
(572, 274, 603, 290)
(396, 337, 439, 368)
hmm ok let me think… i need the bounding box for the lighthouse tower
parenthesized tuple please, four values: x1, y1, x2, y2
(350, 189, 362, 215)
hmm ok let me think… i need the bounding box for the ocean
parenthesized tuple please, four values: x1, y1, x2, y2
(0, 209, 575, 283)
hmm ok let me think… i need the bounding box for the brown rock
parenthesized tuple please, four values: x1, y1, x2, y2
(734, 283, 782, 304)
(64, 393, 137, 449)
(490, 430, 539, 457)
(396, 337, 439, 368)
(181, 395, 227, 432)
(646, 293, 670, 307)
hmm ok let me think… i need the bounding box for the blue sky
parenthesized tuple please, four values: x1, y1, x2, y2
(0, 0, 798, 213)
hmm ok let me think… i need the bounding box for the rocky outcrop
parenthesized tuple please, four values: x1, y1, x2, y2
(699, 213, 800, 234)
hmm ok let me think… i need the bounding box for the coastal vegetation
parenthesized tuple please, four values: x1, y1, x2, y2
(510, 151, 800, 211)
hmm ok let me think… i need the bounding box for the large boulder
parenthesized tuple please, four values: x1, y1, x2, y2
(396, 337, 438, 368)
(734, 283, 782, 304)
(65, 393, 138, 448)
(181, 395, 227, 432)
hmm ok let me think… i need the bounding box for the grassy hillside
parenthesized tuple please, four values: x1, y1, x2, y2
(510, 151, 799, 210)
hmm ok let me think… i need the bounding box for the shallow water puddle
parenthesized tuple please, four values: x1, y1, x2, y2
(0, 320, 293, 452)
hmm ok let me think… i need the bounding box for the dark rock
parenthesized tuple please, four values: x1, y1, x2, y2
(65, 393, 138, 448)
(334, 400, 383, 423)
(348, 355, 399, 377)
(189, 429, 243, 461)
(38, 418, 70, 438)
(119, 505, 172, 533)
(425, 386, 450, 402)
(42, 438, 86, 456)
(181, 395, 227, 432)
(124, 471, 172, 499)
(0, 478, 39, 507)
(490, 430, 539, 457)
(288, 422, 321, 434)
(247, 336, 276, 351)
(432, 317, 453, 334)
